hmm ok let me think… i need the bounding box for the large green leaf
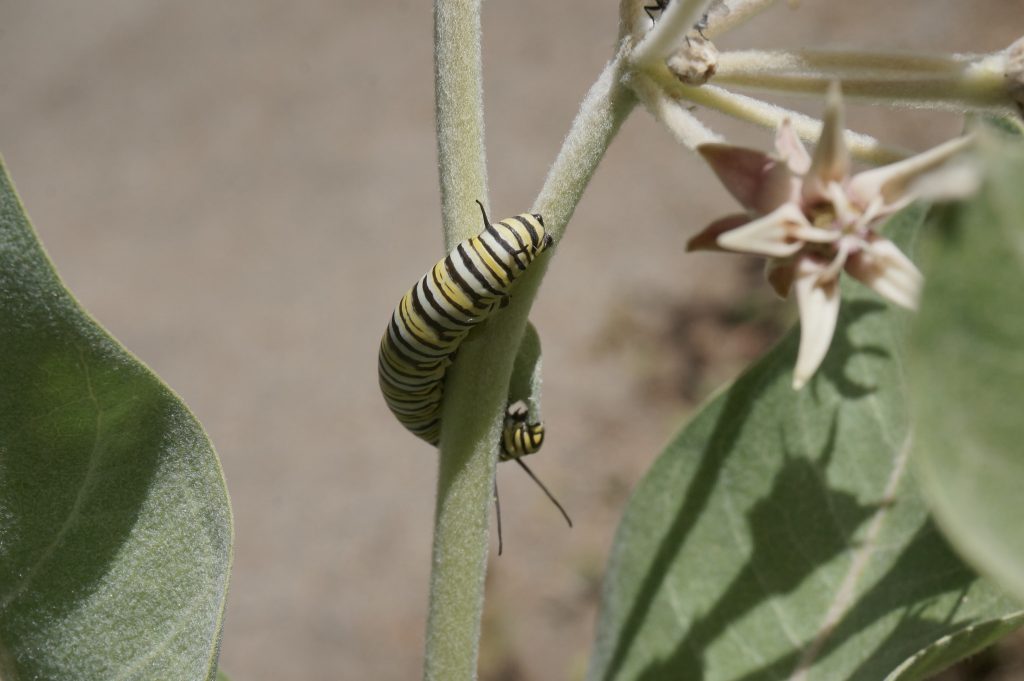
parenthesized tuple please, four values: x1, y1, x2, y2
(587, 207, 1022, 681)
(0, 157, 232, 679)
(909, 129, 1024, 605)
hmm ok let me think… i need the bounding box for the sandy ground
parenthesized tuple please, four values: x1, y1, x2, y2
(1, 2, 1021, 679)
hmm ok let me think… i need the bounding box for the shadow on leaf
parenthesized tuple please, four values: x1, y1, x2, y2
(626, 416, 877, 681)
(724, 523, 978, 681)
(812, 299, 890, 399)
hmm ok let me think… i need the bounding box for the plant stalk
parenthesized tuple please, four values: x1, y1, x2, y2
(423, 33, 636, 681)
(713, 49, 1015, 113)
(424, 1, 491, 680)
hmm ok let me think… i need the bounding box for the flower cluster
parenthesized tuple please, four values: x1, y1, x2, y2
(687, 84, 977, 388)
(616, 0, 1016, 388)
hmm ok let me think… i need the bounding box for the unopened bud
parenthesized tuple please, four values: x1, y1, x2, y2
(667, 36, 719, 86)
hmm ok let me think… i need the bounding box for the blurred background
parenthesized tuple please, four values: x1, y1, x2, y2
(0, 1, 1021, 679)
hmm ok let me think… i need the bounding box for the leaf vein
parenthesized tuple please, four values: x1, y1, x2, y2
(787, 433, 913, 680)
(0, 349, 105, 610)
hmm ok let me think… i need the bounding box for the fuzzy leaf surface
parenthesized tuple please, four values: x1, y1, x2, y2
(0, 157, 232, 680)
(909, 130, 1024, 605)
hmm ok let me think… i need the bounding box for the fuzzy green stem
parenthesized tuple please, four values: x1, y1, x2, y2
(631, 71, 722, 148)
(425, 16, 636, 681)
(424, 2, 491, 680)
(535, 47, 637, 232)
(436, 60, 638, 561)
(646, 63, 910, 163)
(435, 1, 489, 251)
(630, 0, 715, 68)
(713, 49, 1015, 113)
(438, 49, 638, 529)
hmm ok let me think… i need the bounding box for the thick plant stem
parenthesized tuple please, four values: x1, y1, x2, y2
(424, 2, 491, 680)
(631, 72, 721, 149)
(434, 0, 489, 250)
(535, 48, 637, 233)
(423, 39, 636, 680)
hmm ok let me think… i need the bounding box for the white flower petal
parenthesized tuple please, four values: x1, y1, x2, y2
(847, 134, 976, 209)
(687, 213, 751, 252)
(906, 158, 982, 203)
(774, 118, 811, 175)
(793, 257, 841, 390)
(824, 181, 862, 229)
(845, 237, 923, 310)
(790, 223, 841, 244)
(717, 203, 809, 257)
(804, 81, 850, 202)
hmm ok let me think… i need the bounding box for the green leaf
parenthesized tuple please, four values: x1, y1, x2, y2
(508, 321, 543, 419)
(0, 156, 232, 678)
(909, 130, 1024, 605)
(586, 207, 1021, 681)
(883, 612, 1024, 681)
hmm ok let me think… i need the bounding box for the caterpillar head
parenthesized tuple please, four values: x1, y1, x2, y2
(532, 214, 555, 252)
(505, 400, 530, 423)
(524, 213, 554, 255)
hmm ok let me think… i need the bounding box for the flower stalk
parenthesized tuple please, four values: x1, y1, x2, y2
(620, 1, 1023, 157)
(714, 49, 1015, 112)
(650, 74, 910, 163)
(702, 0, 785, 39)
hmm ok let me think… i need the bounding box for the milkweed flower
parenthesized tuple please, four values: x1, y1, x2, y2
(686, 83, 978, 389)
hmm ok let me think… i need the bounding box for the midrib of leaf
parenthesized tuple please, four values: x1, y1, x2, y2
(790, 295, 910, 679)
(789, 434, 912, 680)
(0, 349, 105, 611)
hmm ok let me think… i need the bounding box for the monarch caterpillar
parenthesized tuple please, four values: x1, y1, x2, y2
(377, 202, 571, 549)
(378, 201, 551, 445)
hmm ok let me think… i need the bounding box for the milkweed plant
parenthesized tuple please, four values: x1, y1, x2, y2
(1, 0, 1024, 679)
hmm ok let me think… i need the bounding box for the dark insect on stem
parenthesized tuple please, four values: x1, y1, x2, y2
(644, 0, 671, 23)
(644, 0, 714, 40)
